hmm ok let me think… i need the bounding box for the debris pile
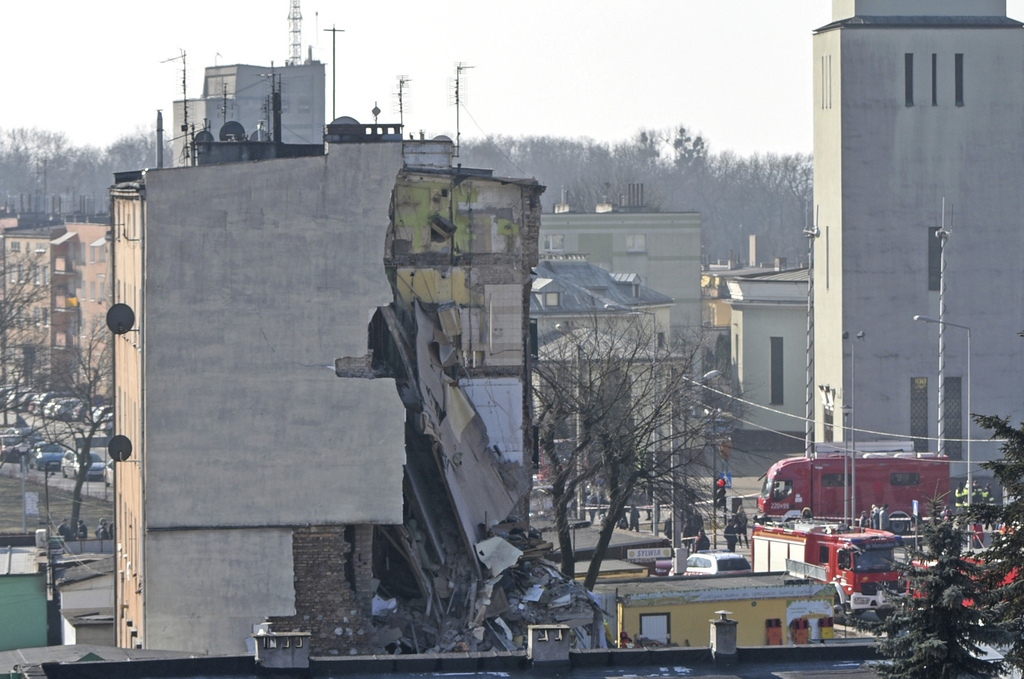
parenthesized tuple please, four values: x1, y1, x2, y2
(371, 534, 604, 654)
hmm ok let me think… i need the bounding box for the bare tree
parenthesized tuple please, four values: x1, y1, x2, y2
(36, 320, 112, 529)
(0, 250, 55, 426)
(533, 314, 723, 589)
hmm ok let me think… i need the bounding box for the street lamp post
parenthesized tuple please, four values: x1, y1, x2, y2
(914, 315, 971, 504)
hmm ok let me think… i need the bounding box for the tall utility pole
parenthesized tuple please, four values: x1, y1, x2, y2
(323, 25, 344, 121)
(936, 200, 951, 458)
(803, 207, 820, 458)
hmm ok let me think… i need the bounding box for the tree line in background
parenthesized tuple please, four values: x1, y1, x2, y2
(461, 126, 814, 266)
(0, 127, 168, 213)
(0, 125, 813, 266)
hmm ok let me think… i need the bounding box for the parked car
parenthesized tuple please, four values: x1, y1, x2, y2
(61, 450, 105, 481)
(45, 398, 84, 421)
(681, 550, 752, 576)
(2, 434, 42, 464)
(30, 442, 74, 472)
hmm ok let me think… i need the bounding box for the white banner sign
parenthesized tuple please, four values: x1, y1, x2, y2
(24, 492, 39, 516)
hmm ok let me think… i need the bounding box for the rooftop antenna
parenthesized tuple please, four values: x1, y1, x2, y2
(450, 62, 474, 157)
(220, 82, 229, 126)
(394, 75, 411, 127)
(162, 49, 191, 165)
(287, 0, 302, 66)
(323, 25, 344, 121)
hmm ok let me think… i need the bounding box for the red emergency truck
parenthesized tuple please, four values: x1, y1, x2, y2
(752, 521, 902, 615)
(758, 452, 950, 531)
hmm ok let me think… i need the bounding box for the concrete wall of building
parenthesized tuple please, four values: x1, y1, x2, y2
(141, 143, 406, 529)
(540, 213, 702, 329)
(113, 141, 409, 653)
(833, 0, 1005, 20)
(813, 3, 1024, 472)
(145, 529, 296, 655)
(732, 302, 807, 441)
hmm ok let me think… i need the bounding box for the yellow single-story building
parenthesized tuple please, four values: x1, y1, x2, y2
(595, 573, 836, 647)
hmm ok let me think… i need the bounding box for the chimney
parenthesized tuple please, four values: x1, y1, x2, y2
(774, 257, 787, 271)
(253, 623, 311, 669)
(527, 624, 570, 668)
(748, 235, 757, 268)
(710, 610, 738, 666)
(156, 111, 164, 169)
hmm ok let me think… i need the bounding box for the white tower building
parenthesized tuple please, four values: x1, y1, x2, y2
(812, 1, 1024, 481)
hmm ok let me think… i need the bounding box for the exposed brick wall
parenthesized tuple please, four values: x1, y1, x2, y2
(268, 525, 375, 656)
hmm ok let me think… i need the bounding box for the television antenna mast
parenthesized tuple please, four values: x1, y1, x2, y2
(287, 0, 303, 66)
(393, 76, 411, 128)
(161, 50, 192, 165)
(450, 62, 473, 157)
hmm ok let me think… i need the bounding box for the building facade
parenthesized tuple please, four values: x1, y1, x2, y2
(812, 1, 1024, 479)
(109, 124, 541, 655)
(172, 61, 325, 167)
(539, 211, 702, 332)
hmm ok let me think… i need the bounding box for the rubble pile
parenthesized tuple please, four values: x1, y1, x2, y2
(371, 534, 604, 655)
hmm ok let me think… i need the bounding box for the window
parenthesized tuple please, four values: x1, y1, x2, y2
(626, 234, 647, 252)
(931, 54, 938, 106)
(42, 266, 48, 285)
(905, 53, 914, 107)
(770, 336, 784, 404)
(955, 53, 964, 106)
(773, 479, 794, 501)
(33, 266, 40, 285)
(639, 613, 670, 644)
(9, 241, 20, 252)
(820, 55, 833, 109)
(42, 309, 48, 327)
(928, 227, 941, 291)
(35, 244, 45, 254)
(822, 473, 845, 487)
(543, 234, 564, 252)
(544, 292, 560, 307)
(819, 546, 830, 563)
(90, 246, 97, 264)
(824, 408, 834, 443)
(891, 472, 920, 487)
(911, 377, 929, 452)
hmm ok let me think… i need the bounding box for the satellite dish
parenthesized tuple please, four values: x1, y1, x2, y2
(194, 130, 215, 144)
(219, 121, 246, 141)
(106, 304, 135, 335)
(108, 435, 133, 462)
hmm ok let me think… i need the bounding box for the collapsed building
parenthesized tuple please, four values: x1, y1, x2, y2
(109, 118, 601, 656)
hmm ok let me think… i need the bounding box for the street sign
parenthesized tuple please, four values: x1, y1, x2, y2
(723, 472, 732, 489)
(626, 547, 672, 563)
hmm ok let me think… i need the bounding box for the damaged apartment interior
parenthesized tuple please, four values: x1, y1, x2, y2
(338, 141, 603, 653)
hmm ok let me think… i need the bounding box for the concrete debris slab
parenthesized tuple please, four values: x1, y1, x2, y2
(474, 536, 523, 576)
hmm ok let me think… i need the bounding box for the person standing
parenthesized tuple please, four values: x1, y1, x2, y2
(879, 504, 890, 532)
(724, 519, 739, 552)
(57, 519, 71, 541)
(76, 519, 88, 540)
(735, 506, 749, 547)
(628, 505, 640, 532)
(695, 529, 710, 552)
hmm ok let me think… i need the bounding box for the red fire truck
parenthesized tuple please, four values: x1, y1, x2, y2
(752, 521, 902, 615)
(757, 451, 951, 532)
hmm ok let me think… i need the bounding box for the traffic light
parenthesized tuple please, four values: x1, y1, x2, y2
(715, 476, 727, 510)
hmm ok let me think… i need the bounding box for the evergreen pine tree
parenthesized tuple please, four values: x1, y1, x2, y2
(971, 414, 1024, 669)
(874, 499, 1009, 679)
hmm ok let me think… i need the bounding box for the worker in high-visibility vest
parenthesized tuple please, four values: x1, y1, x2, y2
(955, 482, 969, 509)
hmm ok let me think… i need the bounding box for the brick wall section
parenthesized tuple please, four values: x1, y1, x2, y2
(268, 525, 375, 656)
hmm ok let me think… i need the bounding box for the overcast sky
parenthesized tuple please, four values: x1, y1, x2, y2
(5, 1, 1024, 157)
